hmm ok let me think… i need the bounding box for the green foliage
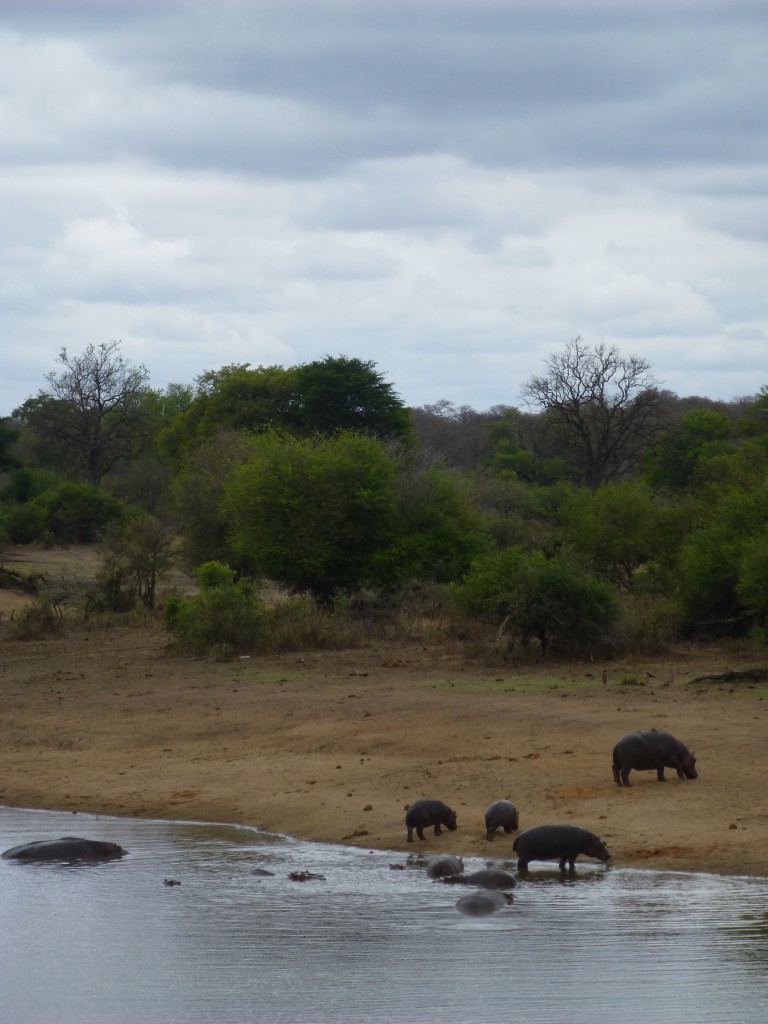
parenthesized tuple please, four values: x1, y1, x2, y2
(735, 385, 768, 439)
(677, 480, 768, 633)
(291, 355, 412, 441)
(644, 409, 733, 490)
(456, 547, 621, 655)
(736, 534, 768, 629)
(0, 416, 20, 472)
(14, 341, 155, 484)
(224, 431, 398, 603)
(94, 515, 175, 611)
(41, 482, 125, 543)
(162, 560, 268, 656)
(375, 454, 489, 588)
(170, 431, 253, 571)
(562, 481, 664, 590)
(4, 501, 49, 544)
(0, 466, 60, 504)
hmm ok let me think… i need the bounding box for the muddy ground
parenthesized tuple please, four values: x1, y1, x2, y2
(0, 547, 766, 876)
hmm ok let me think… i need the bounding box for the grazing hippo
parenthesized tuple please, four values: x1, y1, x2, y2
(455, 889, 514, 916)
(513, 825, 611, 872)
(612, 729, 697, 787)
(405, 799, 458, 842)
(1, 837, 127, 863)
(484, 800, 519, 841)
(442, 867, 517, 890)
(426, 853, 464, 879)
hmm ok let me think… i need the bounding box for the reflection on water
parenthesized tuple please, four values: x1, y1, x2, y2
(1, 806, 767, 1024)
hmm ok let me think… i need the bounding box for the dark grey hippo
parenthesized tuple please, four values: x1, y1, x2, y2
(455, 889, 514, 916)
(612, 729, 697, 787)
(405, 799, 458, 842)
(426, 853, 464, 879)
(1, 837, 127, 863)
(484, 800, 519, 841)
(513, 825, 611, 872)
(442, 867, 517, 890)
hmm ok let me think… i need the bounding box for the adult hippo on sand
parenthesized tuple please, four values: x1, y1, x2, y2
(405, 799, 458, 842)
(484, 800, 519, 841)
(612, 729, 697, 787)
(2, 837, 127, 863)
(513, 825, 611, 872)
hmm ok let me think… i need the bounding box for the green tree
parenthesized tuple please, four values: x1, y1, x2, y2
(0, 417, 20, 471)
(15, 341, 154, 484)
(163, 561, 268, 657)
(562, 481, 664, 590)
(521, 337, 666, 489)
(223, 431, 398, 604)
(644, 409, 732, 490)
(97, 515, 175, 610)
(456, 547, 621, 655)
(291, 355, 412, 441)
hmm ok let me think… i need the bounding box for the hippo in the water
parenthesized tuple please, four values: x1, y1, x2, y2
(405, 799, 458, 842)
(513, 825, 611, 872)
(455, 889, 514, 916)
(612, 729, 697, 787)
(484, 800, 519, 841)
(442, 867, 516, 890)
(1, 837, 127, 863)
(426, 853, 464, 879)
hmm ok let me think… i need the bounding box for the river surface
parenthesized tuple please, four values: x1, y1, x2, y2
(1, 806, 767, 1024)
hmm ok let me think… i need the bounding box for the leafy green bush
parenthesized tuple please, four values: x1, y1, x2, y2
(162, 560, 268, 656)
(456, 547, 621, 656)
(4, 501, 50, 544)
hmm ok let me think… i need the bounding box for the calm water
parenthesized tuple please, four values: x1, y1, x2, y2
(1, 806, 767, 1024)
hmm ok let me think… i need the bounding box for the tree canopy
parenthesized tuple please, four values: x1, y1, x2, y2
(521, 337, 666, 489)
(14, 342, 154, 484)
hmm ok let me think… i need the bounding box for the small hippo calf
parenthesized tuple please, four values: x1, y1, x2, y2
(405, 799, 458, 843)
(442, 867, 517, 890)
(1, 837, 127, 863)
(455, 889, 514, 916)
(426, 853, 464, 879)
(612, 729, 697, 787)
(484, 800, 519, 841)
(513, 825, 611, 872)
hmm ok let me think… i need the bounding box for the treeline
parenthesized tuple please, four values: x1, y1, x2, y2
(1, 339, 766, 658)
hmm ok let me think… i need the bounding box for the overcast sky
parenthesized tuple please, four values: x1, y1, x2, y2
(2, 0, 767, 417)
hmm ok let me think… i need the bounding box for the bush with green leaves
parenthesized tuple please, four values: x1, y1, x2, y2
(456, 547, 621, 656)
(162, 560, 268, 657)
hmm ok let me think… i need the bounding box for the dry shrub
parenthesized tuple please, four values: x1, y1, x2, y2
(8, 598, 66, 640)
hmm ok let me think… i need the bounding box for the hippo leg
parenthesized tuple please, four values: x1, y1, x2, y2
(612, 764, 622, 785)
(517, 859, 530, 872)
(675, 766, 686, 780)
(656, 768, 667, 781)
(503, 824, 514, 834)
(433, 825, 442, 835)
(558, 856, 576, 871)
(620, 767, 632, 786)
(486, 830, 495, 841)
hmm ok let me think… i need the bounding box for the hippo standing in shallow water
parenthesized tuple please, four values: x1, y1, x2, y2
(1, 837, 127, 863)
(484, 800, 519, 841)
(405, 799, 458, 842)
(513, 825, 611, 872)
(442, 867, 517, 890)
(612, 729, 697, 787)
(455, 889, 514, 916)
(426, 853, 464, 879)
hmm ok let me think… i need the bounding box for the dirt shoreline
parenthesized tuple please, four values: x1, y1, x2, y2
(1, 621, 766, 877)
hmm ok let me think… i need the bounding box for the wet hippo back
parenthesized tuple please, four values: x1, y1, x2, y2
(1, 837, 127, 862)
